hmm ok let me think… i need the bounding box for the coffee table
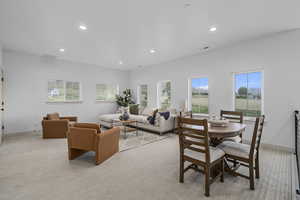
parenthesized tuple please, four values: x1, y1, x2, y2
(112, 119, 138, 139)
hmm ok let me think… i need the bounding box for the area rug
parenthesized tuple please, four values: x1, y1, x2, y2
(117, 130, 174, 152)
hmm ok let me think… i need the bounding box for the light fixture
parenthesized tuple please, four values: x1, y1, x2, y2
(79, 25, 87, 30)
(209, 26, 217, 32)
(119, 61, 123, 65)
(184, 3, 191, 7)
(59, 48, 65, 52)
(150, 49, 156, 54)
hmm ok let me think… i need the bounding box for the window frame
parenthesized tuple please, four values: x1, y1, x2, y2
(137, 84, 148, 107)
(47, 80, 82, 103)
(188, 76, 209, 116)
(157, 80, 172, 109)
(95, 83, 119, 102)
(232, 69, 264, 120)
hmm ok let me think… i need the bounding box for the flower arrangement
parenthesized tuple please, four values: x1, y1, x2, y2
(115, 88, 135, 107)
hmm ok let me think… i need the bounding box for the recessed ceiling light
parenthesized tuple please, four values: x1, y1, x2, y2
(59, 48, 65, 52)
(150, 49, 156, 54)
(184, 3, 191, 7)
(119, 61, 123, 65)
(79, 25, 87, 30)
(209, 26, 217, 32)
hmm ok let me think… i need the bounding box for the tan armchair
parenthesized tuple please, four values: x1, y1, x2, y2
(67, 123, 120, 165)
(42, 113, 78, 139)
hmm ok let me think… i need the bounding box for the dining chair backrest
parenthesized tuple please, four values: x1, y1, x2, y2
(179, 111, 193, 118)
(220, 110, 243, 124)
(177, 117, 210, 164)
(250, 115, 265, 157)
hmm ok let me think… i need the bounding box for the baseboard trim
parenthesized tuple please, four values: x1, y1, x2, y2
(5, 130, 42, 136)
(243, 139, 294, 153)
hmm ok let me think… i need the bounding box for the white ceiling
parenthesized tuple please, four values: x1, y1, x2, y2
(0, 0, 300, 70)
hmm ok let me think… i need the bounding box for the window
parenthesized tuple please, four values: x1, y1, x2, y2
(234, 71, 263, 117)
(157, 81, 171, 109)
(96, 84, 119, 101)
(48, 80, 81, 102)
(189, 77, 209, 114)
(66, 81, 80, 101)
(138, 84, 148, 107)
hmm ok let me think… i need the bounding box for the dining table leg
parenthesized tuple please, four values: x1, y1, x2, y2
(209, 137, 241, 174)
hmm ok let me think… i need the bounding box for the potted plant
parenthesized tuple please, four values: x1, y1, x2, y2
(116, 89, 135, 120)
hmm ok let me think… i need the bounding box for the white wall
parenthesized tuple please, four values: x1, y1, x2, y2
(0, 44, 2, 144)
(129, 30, 300, 149)
(3, 50, 129, 134)
(0, 44, 2, 65)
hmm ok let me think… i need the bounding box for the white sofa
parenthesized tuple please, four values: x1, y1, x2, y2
(98, 113, 175, 135)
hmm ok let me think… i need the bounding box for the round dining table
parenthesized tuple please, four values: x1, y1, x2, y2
(207, 122, 246, 146)
(184, 122, 246, 146)
(208, 122, 246, 139)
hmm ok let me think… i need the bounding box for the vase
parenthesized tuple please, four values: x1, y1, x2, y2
(122, 110, 129, 120)
(119, 107, 129, 121)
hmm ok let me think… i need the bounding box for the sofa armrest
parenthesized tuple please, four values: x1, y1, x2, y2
(158, 116, 175, 132)
(60, 116, 78, 122)
(42, 119, 69, 138)
(96, 127, 120, 164)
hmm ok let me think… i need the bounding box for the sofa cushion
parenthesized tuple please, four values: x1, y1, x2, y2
(99, 114, 121, 123)
(217, 141, 253, 158)
(138, 106, 145, 115)
(47, 113, 60, 120)
(159, 111, 170, 120)
(184, 147, 225, 163)
(141, 107, 153, 116)
(128, 115, 148, 124)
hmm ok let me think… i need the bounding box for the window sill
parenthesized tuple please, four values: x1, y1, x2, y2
(46, 101, 83, 104)
(192, 113, 209, 118)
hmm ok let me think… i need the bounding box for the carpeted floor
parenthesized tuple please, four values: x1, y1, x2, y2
(118, 129, 172, 152)
(0, 131, 293, 200)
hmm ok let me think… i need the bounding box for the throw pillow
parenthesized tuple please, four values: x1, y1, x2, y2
(154, 112, 161, 126)
(159, 111, 170, 120)
(147, 109, 158, 125)
(129, 104, 139, 115)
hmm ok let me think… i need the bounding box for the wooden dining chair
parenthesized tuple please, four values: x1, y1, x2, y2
(178, 117, 225, 197)
(218, 115, 265, 190)
(220, 110, 243, 143)
(179, 110, 193, 118)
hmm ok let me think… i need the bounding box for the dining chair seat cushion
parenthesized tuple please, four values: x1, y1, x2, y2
(223, 136, 242, 143)
(184, 147, 225, 163)
(217, 141, 253, 158)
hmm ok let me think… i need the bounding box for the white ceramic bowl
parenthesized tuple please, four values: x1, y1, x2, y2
(208, 119, 229, 127)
